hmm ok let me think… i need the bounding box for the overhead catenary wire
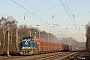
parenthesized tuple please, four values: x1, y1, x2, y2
(24, 0, 73, 26)
(59, 0, 78, 32)
(11, 0, 85, 41)
(65, 0, 74, 18)
(24, 0, 74, 28)
(10, 0, 73, 20)
(59, 0, 75, 26)
(65, 0, 85, 38)
(23, 0, 53, 20)
(11, 0, 50, 26)
(23, 0, 73, 14)
(11, 0, 62, 34)
(59, 0, 84, 41)
(65, 0, 76, 25)
(65, 0, 72, 15)
(29, 0, 73, 13)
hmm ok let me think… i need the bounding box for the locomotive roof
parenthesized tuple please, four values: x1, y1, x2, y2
(22, 36, 33, 40)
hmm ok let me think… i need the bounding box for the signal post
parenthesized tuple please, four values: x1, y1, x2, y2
(7, 23, 10, 57)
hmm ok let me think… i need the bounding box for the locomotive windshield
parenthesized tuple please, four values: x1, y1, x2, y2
(22, 36, 34, 41)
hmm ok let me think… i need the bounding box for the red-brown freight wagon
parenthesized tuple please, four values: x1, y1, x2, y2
(35, 38, 72, 53)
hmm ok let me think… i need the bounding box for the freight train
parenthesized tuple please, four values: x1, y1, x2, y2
(19, 36, 72, 55)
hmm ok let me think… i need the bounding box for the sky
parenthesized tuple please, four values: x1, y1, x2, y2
(0, 0, 90, 42)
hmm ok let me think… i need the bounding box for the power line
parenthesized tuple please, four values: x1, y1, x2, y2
(65, 0, 72, 16)
(59, 0, 75, 25)
(59, 0, 82, 41)
(12, 0, 81, 39)
(11, 0, 50, 26)
(76, 11, 90, 18)
(11, 0, 74, 21)
(23, 0, 53, 20)
(64, 0, 76, 27)
(11, 0, 62, 34)
(59, 0, 78, 30)
(30, 0, 74, 13)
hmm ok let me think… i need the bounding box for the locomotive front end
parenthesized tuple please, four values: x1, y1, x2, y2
(19, 36, 38, 55)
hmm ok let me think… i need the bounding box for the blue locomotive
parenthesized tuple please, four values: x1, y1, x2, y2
(19, 36, 38, 55)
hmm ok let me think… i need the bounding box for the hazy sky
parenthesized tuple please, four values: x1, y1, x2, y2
(0, 0, 90, 42)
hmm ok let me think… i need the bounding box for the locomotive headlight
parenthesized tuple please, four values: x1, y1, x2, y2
(22, 47, 31, 49)
(25, 41, 28, 45)
(28, 47, 31, 49)
(22, 47, 25, 49)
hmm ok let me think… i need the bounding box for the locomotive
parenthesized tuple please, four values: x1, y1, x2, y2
(19, 36, 38, 55)
(19, 36, 72, 55)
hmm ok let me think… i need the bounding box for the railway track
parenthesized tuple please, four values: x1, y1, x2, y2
(70, 52, 90, 60)
(34, 52, 77, 60)
(0, 52, 90, 60)
(56, 52, 90, 60)
(0, 52, 77, 60)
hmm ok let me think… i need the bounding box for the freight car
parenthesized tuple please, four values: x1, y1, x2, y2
(19, 36, 72, 55)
